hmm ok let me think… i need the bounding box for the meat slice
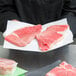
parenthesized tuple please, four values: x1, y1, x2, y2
(5, 24, 42, 47)
(59, 61, 76, 76)
(0, 58, 17, 75)
(46, 67, 67, 76)
(36, 25, 69, 52)
(46, 25, 69, 34)
(59, 61, 73, 69)
(67, 70, 76, 76)
(36, 30, 63, 52)
(46, 61, 76, 76)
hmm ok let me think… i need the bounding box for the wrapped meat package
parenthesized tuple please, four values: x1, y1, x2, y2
(46, 61, 76, 76)
(0, 58, 18, 76)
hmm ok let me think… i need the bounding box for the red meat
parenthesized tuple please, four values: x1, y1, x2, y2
(36, 31, 63, 51)
(59, 61, 76, 76)
(0, 58, 17, 75)
(59, 61, 73, 69)
(46, 25, 69, 34)
(46, 61, 76, 76)
(46, 67, 67, 76)
(36, 25, 69, 52)
(5, 24, 42, 47)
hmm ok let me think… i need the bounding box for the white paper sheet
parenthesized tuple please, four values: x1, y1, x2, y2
(3, 18, 73, 52)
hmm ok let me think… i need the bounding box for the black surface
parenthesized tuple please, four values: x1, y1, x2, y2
(0, 44, 76, 74)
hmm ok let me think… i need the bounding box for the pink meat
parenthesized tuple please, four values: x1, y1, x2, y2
(67, 70, 76, 76)
(0, 58, 17, 75)
(5, 24, 42, 47)
(46, 61, 76, 76)
(46, 25, 69, 34)
(36, 25, 69, 52)
(59, 61, 73, 69)
(46, 67, 67, 76)
(36, 30, 63, 52)
(59, 61, 76, 76)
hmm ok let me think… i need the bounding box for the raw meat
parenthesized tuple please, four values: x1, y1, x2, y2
(0, 58, 17, 75)
(36, 25, 69, 52)
(5, 24, 42, 47)
(46, 25, 69, 34)
(46, 61, 76, 76)
(59, 61, 73, 69)
(36, 31, 63, 51)
(59, 61, 76, 76)
(46, 67, 67, 76)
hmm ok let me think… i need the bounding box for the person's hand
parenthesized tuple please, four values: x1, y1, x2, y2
(12, 19, 19, 21)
